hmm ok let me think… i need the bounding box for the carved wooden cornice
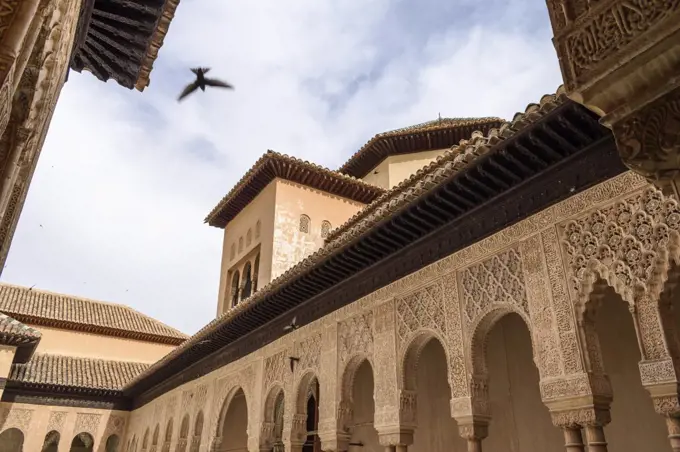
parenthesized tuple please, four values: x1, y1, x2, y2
(68, 0, 180, 91)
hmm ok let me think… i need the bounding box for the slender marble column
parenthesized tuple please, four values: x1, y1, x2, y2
(562, 427, 585, 452)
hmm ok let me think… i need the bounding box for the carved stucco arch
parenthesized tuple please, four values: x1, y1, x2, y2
(261, 384, 285, 450)
(340, 353, 373, 405)
(293, 370, 319, 414)
(209, 383, 251, 445)
(401, 330, 453, 392)
(468, 306, 537, 378)
(564, 187, 680, 317)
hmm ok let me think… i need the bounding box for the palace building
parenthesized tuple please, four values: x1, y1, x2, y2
(2, 1, 680, 452)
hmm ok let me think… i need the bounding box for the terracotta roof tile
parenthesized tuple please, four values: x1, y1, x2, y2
(338, 116, 505, 178)
(126, 86, 570, 390)
(0, 283, 188, 345)
(9, 353, 149, 392)
(325, 93, 566, 243)
(204, 150, 385, 228)
(0, 312, 42, 345)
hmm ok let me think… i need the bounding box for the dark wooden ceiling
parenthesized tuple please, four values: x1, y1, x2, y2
(69, 0, 166, 89)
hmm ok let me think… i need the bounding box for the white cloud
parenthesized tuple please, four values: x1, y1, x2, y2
(2, 0, 563, 335)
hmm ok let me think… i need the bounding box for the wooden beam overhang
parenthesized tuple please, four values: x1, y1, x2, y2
(125, 100, 625, 409)
(69, 0, 172, 90)
(1, 384, 131, 410)
(205, 152, 386, 229)
(339, 119, 505, 179)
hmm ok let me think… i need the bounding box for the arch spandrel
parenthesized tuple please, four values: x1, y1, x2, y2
(561, 186, 680, 310)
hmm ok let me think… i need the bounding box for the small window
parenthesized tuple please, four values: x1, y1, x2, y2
(299, 215, 310, 234)
(255, 220, 261, 238)
(230, 244, 236, 260)
(246, 229, 252, 246)
(321, 220, 332, 238)
(238, 237, 244, 253)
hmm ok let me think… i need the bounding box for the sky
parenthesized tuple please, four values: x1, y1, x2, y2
(2, 0, 564, 335)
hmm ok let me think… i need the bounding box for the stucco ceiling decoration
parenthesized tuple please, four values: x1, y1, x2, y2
(338, 117, 505, 179)
(0, 283, 188, 345)
(68, 0, 180, 91)
(204, 151, 387, 229)
(125, 86, 613, 402)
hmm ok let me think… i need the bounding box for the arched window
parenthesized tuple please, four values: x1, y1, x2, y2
(246, 229, 252, 246)
(70, 432, 94, 452)
(0, 428, 24, 452)
(163, 419, 173, 451)
(320, 220, 332, 238)
(299, 215, 310, 234)
(242, 262, 253, 300)
(176, 415, 190, 452)
(231, 271, 240, 307)
(152, 424, 160, 449)
(253, 254, 260, 293)
(238, 237, 244, 253)
(142, 429, 149, 451)
(106, 434, 120, 452)
(191, 412, 204, 452)
(255, 220, 261, 238)
(230, 244, 235, 260)
(42, 431, 60, 452)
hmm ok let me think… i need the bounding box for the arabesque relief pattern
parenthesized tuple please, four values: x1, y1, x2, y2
(5, 171, 680, 451)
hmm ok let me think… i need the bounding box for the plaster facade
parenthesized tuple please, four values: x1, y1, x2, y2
(0, 170, 669, 452)
(217, 178, 365, 317)
(31, 326, 176, 364)
(360, 150, 448, 190)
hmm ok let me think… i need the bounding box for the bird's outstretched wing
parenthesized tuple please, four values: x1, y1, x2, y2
(190, 67, 211, 75)
(205, 77, 234, 89)
(178, 81, 199, 101)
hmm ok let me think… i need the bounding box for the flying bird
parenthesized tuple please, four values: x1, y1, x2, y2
(288, 356, 300, 373)
(283, 316, 299, 332)
(177, 67, 233, 101)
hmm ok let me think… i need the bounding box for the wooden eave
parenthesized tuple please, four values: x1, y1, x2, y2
(205, 151, 386, 229)
(3, 312, 186, 346)
(69, 0, 180, 91)
(1, 383, 131, 410)
(338, 118, 505, 179)
(125, 96, 624, 407)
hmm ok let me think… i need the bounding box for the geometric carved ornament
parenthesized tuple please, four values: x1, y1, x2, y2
(561, 187, 680, 304)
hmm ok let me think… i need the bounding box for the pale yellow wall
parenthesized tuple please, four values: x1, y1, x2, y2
(271, 179, 365, 279)
(483, 314, 564, 451)
(0, 345, 16, 401)
(349, 361, 380, 452)
(0, 345, 16, 378)
(360, 159, 390, 189)
(597, 288, 670, 452)
(360, 149, 448, 190)
(412, 340, 467, 452)
(29, 325, 175, 364)
(0, 402, 128, 452)
(217, 182, 277, 316)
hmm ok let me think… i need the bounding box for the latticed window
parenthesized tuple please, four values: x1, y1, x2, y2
(246, 229, 252, 246)
(299, 214, 310, 233)
(320, 220, 332, 238)
(230, 244, 235, 261)
(238, 237, 244, 253)
(255, 220, 261, 238)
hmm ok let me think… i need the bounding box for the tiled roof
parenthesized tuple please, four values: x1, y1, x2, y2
(338, 116, 505, 178)
(127, 85, 591, 394)
(0, 312, 41, 345)
(0, 284, 188, 345)
(204, 150, 386, 228)
(9, 353, 149, 392)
